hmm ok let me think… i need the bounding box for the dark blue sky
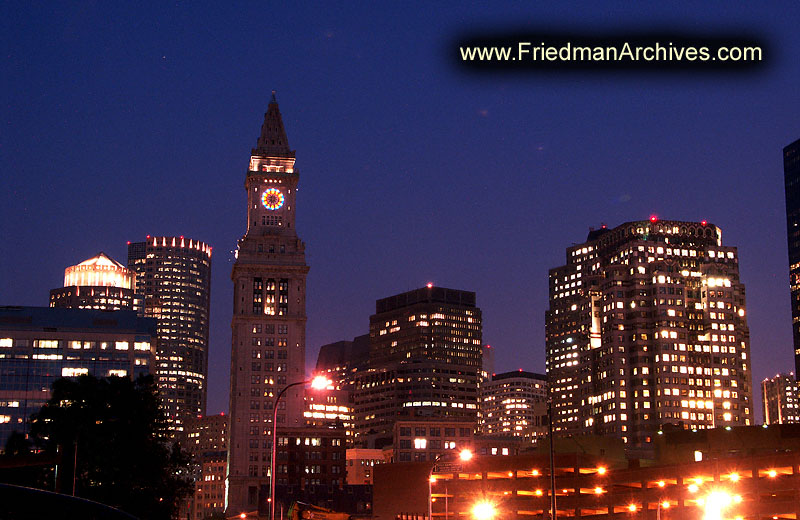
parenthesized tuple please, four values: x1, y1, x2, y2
(3, 2, 799, 418)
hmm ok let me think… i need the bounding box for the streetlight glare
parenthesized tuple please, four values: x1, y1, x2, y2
(459, 449, 474, 461)
(703, 490, 734, 520)
(471, 501, 497, 520)
(310, 375, 332, 390)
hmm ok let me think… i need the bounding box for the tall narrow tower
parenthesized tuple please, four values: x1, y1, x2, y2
(226, 93, 309, 515)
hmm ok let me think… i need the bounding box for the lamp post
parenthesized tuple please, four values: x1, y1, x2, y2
(270, 375, 331, 520)
(657, 500, 670, 520)
(547, 397, 556, 520)
(429, 448, 473, 520)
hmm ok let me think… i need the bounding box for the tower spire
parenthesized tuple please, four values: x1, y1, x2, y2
(253, 90, 294, 157)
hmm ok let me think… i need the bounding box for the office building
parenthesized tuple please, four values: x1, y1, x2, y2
(480, 370, 548, 444)
(304, 386, 354, 446)
(184, 413, 228, 520)
(783, 138, 800, 374)
(546, 218, 754, 449)
(127, 236, 212, 437)
(49, 252, 137, 311)
(762, 373, 800, 424)
(352, 286, 482, 449)
(0, 306, 155, 450)
(226, 94, 310, 515)
(315, 335, 370, 387)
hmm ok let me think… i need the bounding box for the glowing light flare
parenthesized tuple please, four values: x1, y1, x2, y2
(597, 466, 607, 475)
(594, 487, 604, 494)
(657, 480, 666, 488)
(661, 501, 671, 509)
(427, 282, 433, 288)
(531, 469, 540, 476)
(768, 469, 777, 478)
(310, 375, 332, 390)
(703, 491, 735, 520)
(459, 449, 474, 461)
(650, 215, 658, 222)
(729, 473, 740, 482)
(471, 501, 497, 520)
(688, 484, 699, 493)
(627, 504, 638, 512)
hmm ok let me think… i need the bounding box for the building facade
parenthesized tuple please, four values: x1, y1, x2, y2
(127, 236, 212, 438)
(352, 286, 482, 449)
(185, 413, 228, 520)
(784, 138, 800, 374)
(762, 373, 800, 424)
(50, 252, 137, 311)
(346, 448, 386, 485)
(226, 94, 310, 515)
(304, 387, 354, 446)
(374, 426, 800, 520)
(315, 335, 370, 387)
(0, 306, 155, 450)
(546, 219, 754, 450)
(480, 370, 548, 444)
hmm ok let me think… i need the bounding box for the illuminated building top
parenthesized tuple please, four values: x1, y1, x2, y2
(63, 252, 134, 289)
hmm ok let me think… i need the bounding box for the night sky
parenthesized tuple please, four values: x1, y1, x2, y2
(3, 3, 799, 418)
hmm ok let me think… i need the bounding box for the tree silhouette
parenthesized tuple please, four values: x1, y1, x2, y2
(25, 374, 194, 519)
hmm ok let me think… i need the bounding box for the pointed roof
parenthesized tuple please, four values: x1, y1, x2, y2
(252, 90, 295, 158)
(76, 252, 125, 269)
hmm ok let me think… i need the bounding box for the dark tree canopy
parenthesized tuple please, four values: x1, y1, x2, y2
(24, 375, 194, 520)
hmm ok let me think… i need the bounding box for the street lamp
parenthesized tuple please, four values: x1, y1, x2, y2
(702, 490, 736, 520)
(657, 500, 670, 520)
(429, 448, 473, 520)
(270, 375, 331, 520)
(471, 501, 497, 520)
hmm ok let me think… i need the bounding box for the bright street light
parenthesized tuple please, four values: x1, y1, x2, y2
(703, 490, 735, 520)
(429, 448, 474, 520)
(309, 375, 332, 390)
(471, 501, 497, 520)
(270, 375, 331, 520)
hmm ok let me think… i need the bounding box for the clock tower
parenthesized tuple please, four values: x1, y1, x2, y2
(226, 93, 309, 515)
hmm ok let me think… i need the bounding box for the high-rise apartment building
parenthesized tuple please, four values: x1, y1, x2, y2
(480, 370, 548, 444)
(546, 218, 754, 449)
(50, 252, 137, 311)
(783, 138, 800, 374)
(0, 306, 155, 450)
(226, 94, 309, 515)
(127, 236, 212, 437)
(762, 373, 800, 425)
(352, 286, 482, 449)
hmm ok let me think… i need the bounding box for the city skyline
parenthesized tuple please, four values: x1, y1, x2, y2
(3, 3, 799, 419)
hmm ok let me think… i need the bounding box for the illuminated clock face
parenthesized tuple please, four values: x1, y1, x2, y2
(262, 188, 285, 210)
